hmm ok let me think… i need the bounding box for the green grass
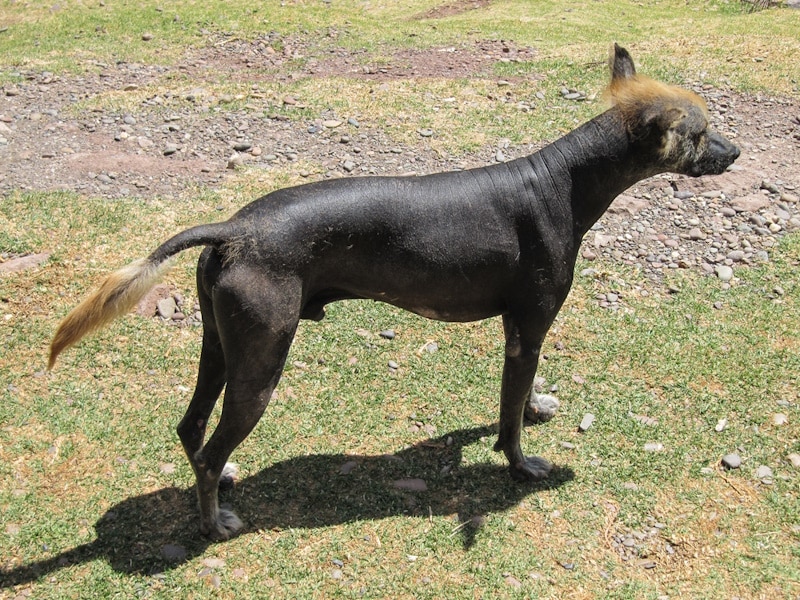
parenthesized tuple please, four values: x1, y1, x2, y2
(1, 191, 798, 598)
(3, 1, 799, 92)
(2, 1, 800, 598)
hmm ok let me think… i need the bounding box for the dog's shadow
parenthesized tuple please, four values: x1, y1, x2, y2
(1, 426, 573, 587)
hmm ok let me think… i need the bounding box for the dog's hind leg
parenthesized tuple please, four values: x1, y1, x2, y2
(176, 249, 235, 486)
(190, 272, 301, 540)
(494, 313, 553, 482)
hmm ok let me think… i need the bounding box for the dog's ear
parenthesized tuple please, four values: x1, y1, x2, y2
(626, 103, 688, 143)
(610, 43, 636, 82)
(645, 104, 687, 133)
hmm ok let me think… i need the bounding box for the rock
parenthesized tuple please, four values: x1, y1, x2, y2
(161, 544, 187, 563)
(339, 460, 358, 475)
(772, 413, 788, 426)
(393, 478, 427, 492)
(730, 194, 771, 213)
(157, 297, 177, 319)
(714, 418, 728, 432)
(608, 194, 648, 215)
(643, 442, 664, 452)
(781, 192, 798, 203)
(715, 265, 734, 282)
(721, 453, 741, 469)
(227, 152, 244, 169)
(787, 453, 800, 469)
(0, 252, 50, 274)
(755, 465, 773, 482)
(136, 283, 171, 316)
(578, 413, 595, 432)
(379, 329, 396, 340)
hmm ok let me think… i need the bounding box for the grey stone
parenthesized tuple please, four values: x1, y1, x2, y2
(715, 265, 734, 282)
(579, 413, 595, 432)
(721, 453, 741, 469)
(157, 297, 177, 319)
(755, 465, 773, 481)
(161, 544, 187, 562)
(393, 478, 427, 492)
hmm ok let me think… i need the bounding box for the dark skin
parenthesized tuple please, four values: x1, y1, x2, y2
(52, 46, 740, 540)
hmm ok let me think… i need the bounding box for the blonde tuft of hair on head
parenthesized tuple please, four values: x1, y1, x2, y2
(604, 73, 708, 127)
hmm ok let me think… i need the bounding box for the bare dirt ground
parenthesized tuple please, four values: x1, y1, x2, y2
(1, 35, 799, 284)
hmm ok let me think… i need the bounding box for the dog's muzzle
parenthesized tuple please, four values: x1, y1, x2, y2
(691, 131, 740, 176)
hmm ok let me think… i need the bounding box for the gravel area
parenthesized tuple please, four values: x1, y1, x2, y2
(1, 37, 798, 288)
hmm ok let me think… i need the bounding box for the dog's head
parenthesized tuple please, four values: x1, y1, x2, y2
(607, 44, 739, 177)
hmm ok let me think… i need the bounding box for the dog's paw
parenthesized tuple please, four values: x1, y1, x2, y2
(524, 393, 560, 425)
(509, 456, 552, 482)
(218, 462, 238, 492)
(203, 508, 244, 542)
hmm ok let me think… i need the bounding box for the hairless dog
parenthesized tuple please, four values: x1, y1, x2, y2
(49, 45, 739, 540)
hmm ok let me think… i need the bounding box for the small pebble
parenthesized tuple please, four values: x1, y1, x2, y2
(393, 478, 427, 492)
(755, 465, 773, 482)
(578, 413, 595, 432)
(161, 544, 187, 562)
(715, 265, 734, 282)
(721, 453, 741, 469)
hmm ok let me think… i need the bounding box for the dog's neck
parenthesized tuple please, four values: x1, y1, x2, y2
(535, 108, 659, 238)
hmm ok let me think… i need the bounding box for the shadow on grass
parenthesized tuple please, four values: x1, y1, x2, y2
(1, 425, 573, 587)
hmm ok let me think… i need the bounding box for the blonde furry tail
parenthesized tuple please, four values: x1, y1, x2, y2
(48, 258, 171, 369)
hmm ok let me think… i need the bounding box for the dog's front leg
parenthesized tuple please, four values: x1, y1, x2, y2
(494, 314, 553, 481)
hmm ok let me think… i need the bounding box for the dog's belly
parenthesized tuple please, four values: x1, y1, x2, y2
(304, 259, 513, 323)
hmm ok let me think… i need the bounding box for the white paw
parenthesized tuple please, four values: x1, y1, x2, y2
(218, 462, 238, 491)
(221, 462, 238, 479)
(525, 393, 559, 424)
